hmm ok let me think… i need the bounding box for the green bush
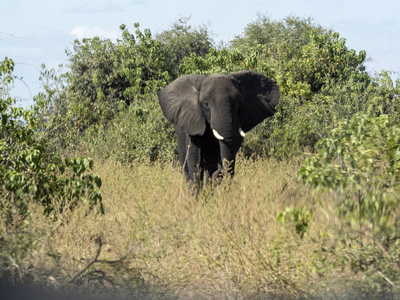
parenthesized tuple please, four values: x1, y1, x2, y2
(231, 14, 330, 54)
(36, 23, 171, 152)
(156, 17, 214, 78)
(84, 96, 177, 164)
(33, 17, 399, 163)
(368, 71, 400, 121)
(0, 58, 103, 221)
(231, 14, 368, 97)
(277, 205, 313, 239)
(299, 112, 400, 230)
(272, 31, 367, 98)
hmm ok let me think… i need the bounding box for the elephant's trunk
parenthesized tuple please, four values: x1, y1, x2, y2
(210, 104, 239, 181)
(212, 139, 236, 181)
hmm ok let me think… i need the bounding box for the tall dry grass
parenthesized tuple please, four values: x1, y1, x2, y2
(1, 156, 399, 299)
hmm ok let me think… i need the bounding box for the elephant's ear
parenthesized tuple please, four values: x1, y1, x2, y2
(158, 75, 206, 136)
(231, 71, 280, 133)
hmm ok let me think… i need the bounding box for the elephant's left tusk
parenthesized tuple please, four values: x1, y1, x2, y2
(212, 129, 224, 140)
(239, 127, 246, 137)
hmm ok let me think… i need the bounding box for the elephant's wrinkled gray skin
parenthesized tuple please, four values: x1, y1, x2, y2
(158, 71, 280, 190)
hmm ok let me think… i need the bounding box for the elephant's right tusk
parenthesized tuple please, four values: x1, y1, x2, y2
(239, 127, 246, 137)
(212, 129, 224, 140)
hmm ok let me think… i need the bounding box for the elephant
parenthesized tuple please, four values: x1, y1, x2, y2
(158, 70, 280, 190)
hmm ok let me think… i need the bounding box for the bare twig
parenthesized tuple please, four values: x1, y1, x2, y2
(0, 32, 28, 39)
(39, 119, 68, 138)
(377, 243, 393, 261)
(377, 271, 398, 288)
(15, 76, 33, 99)
(62, 237, 102, 286)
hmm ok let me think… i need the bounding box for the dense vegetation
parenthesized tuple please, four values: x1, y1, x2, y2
(1, 15, 400, 298)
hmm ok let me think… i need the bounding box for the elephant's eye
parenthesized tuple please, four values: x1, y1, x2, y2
(203, 101, 209, 109)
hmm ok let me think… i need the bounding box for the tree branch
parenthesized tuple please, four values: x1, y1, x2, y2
(62, 237, 102, 286)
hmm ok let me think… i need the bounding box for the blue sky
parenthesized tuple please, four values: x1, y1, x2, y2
(1, 0, 399, 107)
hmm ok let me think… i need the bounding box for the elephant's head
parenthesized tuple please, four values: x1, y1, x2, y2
(158, 71, 280, 178)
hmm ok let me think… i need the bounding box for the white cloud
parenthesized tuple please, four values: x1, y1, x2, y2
(67, 2, 122, 13)
(69, 26, 121, 40)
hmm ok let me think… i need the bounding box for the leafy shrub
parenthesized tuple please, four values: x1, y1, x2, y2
(156, 17, 214, 78)
(231, 14, 368, 98)
(33, 17, 399, 163)
(0, 58, 103, 221)
(85, 96, 177, 164)
(273, 31, 368, 98)
(231, 14, 331, 54)
(179, 46, 275, 77)
(299, 112, 400, 230)
(268, 78, 373, 158)
(36, 23, 171, 151)
(367, 71, 400, 121)
(277, 205, 312, 239)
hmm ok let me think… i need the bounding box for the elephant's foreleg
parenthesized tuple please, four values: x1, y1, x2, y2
(186, 135, 203, 189)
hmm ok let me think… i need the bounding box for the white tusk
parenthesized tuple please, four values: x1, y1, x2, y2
(212, 129, 224, 140)
(239, 127, 246, 137)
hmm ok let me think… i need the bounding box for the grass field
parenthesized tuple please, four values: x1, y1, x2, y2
(1, 155, 399, 299)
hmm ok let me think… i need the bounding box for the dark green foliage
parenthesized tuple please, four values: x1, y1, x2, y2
(276, 31, 368, 98)
(299, 112, 400, 230)
(67, 23, 169, 106)
(32, 17, 399, 164)
(36, 23, 170, 151)
(85, 96, 177, 164)
(179, 47, 274, 77)
(231, 14, 330, 58)
(0, 58, 103, 221)
(277, 205, 312, 239)
(156, 17, 214, 78)
(368, 71, 400, 120)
